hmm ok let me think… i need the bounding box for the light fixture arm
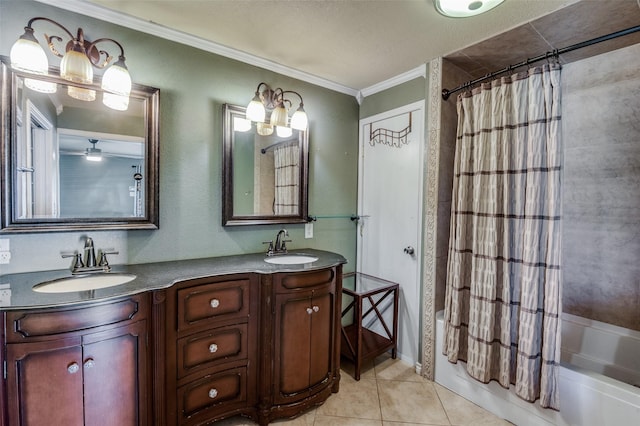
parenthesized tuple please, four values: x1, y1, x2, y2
(19, 17, 126, 69)
(246, 82, 308, 131)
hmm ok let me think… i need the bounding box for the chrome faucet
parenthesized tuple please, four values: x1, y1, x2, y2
(274, 229, 290, 254)
(84, 237, 97, 268)
(264, 229, 291, 256)
(62, 237, 118, 274)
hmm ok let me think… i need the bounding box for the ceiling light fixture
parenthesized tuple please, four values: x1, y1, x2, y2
(10, 17, 132, 110)
(246, 82, 308, 136)
(85, 139, 103, 162)
(434, 0, 505, 18)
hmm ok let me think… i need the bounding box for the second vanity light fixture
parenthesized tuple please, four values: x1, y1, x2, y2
(245, 82, 308, 138)
(10, 17, 133, 110)
(434, 0, 505, 18)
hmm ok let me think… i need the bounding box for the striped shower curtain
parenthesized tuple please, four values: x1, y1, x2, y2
(443, 63, 563, 410)
(274, 144, 300, 215)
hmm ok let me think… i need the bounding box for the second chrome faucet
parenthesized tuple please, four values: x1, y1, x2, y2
(62, 236, 119, 274)
(264, 229, 291, 256)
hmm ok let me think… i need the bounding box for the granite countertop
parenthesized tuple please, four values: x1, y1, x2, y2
(0, 249, 347, 310)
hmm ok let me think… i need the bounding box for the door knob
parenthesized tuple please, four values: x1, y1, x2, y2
(404, 246, 415, 255)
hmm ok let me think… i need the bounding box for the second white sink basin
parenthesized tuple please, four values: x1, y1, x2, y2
(264, 255, 319, 265)
(33, 273, 137, 293)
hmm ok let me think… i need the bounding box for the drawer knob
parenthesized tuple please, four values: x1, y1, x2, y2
(208, 388, 218, 399)
(306, 307, 313, 315)
(209, 343, 218, 353)
(67, 362, 80, 374)
(84, 358, 95, 369)
(313, 305, 320, 312)
(210, 298, 220, 308)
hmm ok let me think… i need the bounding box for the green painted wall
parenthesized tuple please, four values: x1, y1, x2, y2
(359, 76, 428, 119)
(0, 1, 359, 274)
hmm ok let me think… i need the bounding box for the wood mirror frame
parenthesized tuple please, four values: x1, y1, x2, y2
(222, 103, 309, 226)
(0, 57, 160, 233)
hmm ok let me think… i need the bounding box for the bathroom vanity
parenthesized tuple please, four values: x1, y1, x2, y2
(0, 249, 345, 426)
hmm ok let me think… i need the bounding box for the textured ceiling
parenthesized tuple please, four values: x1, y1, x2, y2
(42, 1, 640, 94)
(77, 0, 588, 92)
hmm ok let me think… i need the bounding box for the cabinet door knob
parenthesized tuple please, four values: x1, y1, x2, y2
(67, 362, 80, 374)
(209, 343, 218, 353)
(210, 298, 220, 308)
(306, 307, 313, 315)
(84, 358, 95, 369)
(208, 388, 218, 399)
(312, 305, 320, 312)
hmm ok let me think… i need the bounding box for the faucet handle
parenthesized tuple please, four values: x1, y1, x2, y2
(98, 250, 119, 268)
(262, 240, 274, 255)
(62, 252, 85, 271)
(280, 240, 292, 253)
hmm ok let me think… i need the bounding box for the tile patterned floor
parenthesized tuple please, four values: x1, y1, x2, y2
(216, 354, 512, 425)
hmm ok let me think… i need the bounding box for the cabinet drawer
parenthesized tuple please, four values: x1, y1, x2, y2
(5, 296, 144, 342)
(177, 324, 248, 377)
(177, 279, 250, 331)
(275, 268, 335, 293)
(178, 367, 247, 421)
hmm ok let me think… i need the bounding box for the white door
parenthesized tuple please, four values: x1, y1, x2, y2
(357, 101, 424, 366)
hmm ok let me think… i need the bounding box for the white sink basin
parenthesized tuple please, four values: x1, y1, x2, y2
(33, 273, 137, 293)
(264, 255, 319, 265)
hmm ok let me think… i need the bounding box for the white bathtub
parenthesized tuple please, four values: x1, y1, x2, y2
(435, 310, 640, 426)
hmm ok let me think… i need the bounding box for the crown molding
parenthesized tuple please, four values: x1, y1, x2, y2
(357, 64, 427, 102)
(36, 0, 359, 97)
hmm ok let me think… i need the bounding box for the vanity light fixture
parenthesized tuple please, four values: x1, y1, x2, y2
(10, 17, 132, 110)
(85, 139, 103, 162)
(434, 0, 505, 18)
(246, 82, 308, 136)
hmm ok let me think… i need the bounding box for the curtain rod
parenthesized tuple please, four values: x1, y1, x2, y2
(441, 25, 640, 100)
(260, 139, 297, 154)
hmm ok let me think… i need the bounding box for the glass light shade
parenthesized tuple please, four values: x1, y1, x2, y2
(67, 85, 96, 102)
(246, 94, 266, 122)
(10, 35, 48, 75)
(269, 104, 289, 128)
(102, 92, 129, 111)
(434, 0, 505, 17)
(256, 122, 274, 136)
(276, 126, 293, 138)
(233, 116, 252, 132)
(290, 105, 308, 130)
(60, 48, 93, 84)
(101, 60, 132, 96)
(25, 78, 57, 94)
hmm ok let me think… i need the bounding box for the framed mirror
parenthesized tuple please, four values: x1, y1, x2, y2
(222, 104, 309, 226)
(0, 57, 160, 233)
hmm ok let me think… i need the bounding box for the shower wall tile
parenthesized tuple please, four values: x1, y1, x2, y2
(562, 42, 640, 332)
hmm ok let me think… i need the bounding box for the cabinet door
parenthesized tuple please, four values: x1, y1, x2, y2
(308, 291, 334, 390)
(275, 293, 312, 402)
(82, 320, 148, 426)
(274, 288, 335, 405)
(6, 337, 84, 426)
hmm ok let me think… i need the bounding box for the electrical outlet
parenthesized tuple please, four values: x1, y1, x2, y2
(0, 287, 11, 306)
(305, 222, 313, 239)
(0, 252, 11, 264)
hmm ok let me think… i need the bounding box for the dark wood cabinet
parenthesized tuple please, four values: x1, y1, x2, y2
(0, 261, 344, 426)
(260, 267, 342, 423)
(274, 286, 334, 404)
(2, 295, 149, 426)
(161, 274, 259, 426)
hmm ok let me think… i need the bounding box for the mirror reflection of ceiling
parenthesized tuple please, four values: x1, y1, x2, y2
(74, 0, 640, 92)
(58, 133, 144, 159)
